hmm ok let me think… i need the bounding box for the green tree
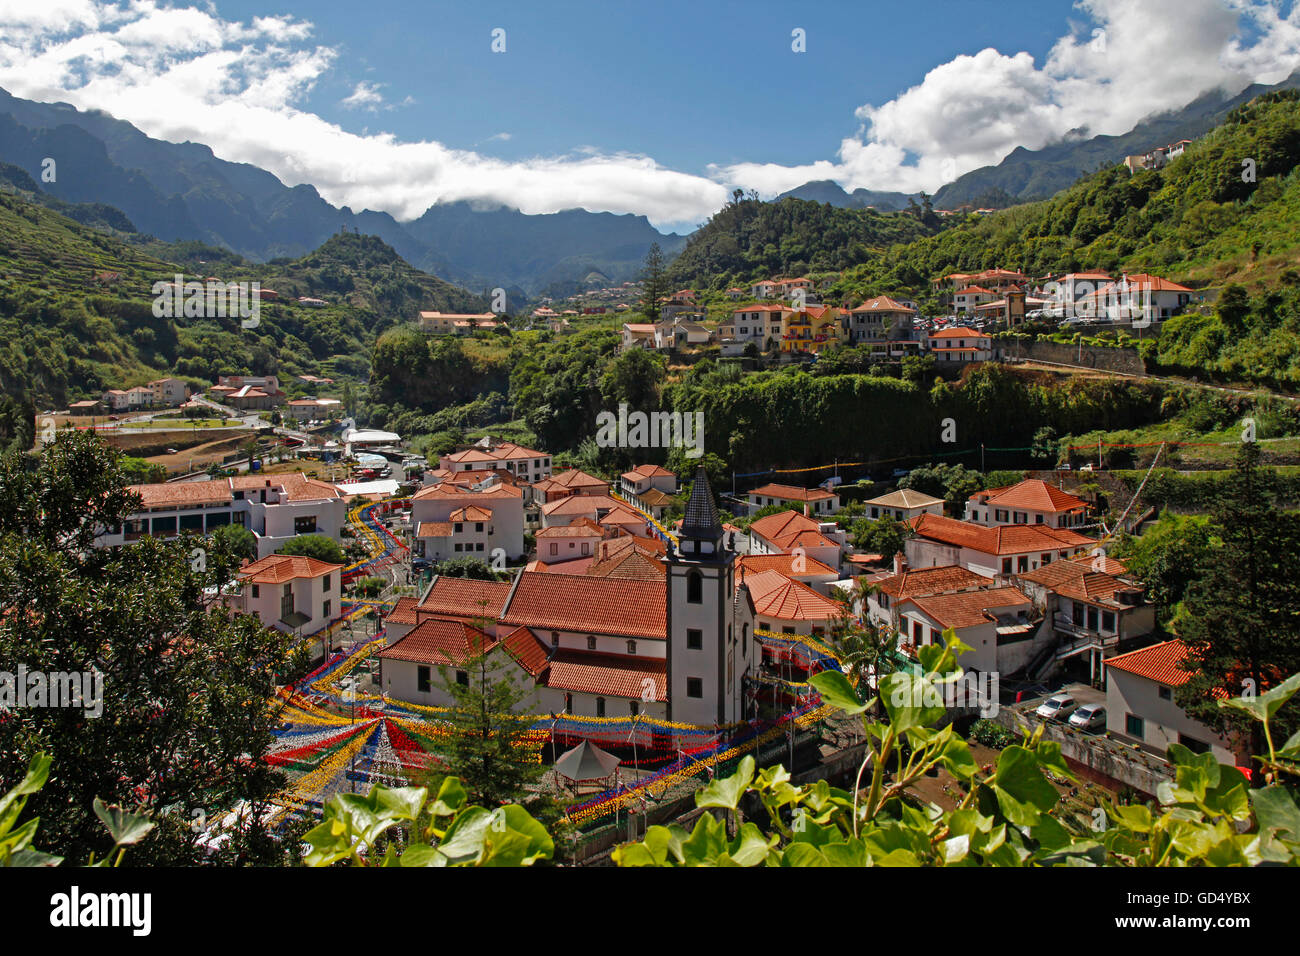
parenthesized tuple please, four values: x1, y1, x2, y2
(0, 430, 307, 864)
(1177, 442, 1300, 779)
(213, 523, 258, 561)
(639, 242, 668, 321)
(276, 533, 346, 565)
(850, 516, 910, 561)
(599, 347, 666, 413)
(432, 556, 499, 580)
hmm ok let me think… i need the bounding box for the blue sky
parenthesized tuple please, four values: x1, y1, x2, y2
(0, 0, 1297, 231)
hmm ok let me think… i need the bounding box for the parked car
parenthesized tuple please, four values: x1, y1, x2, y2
(1069, 704, 1107, 732)
(1035, 694, 1078, 721)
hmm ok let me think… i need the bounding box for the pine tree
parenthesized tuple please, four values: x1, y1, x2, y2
(1176, 441, 1300, 781)
(639, 242, 667, 321)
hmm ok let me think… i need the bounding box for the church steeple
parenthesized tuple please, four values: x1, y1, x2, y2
(677, 465, 724, 559)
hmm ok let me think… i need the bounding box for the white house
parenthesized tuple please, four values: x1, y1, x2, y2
(952, 286, 998, 314)
(747, 483, 840, 517)
(963, 479, 1090, 529)
(729, 306, 788, 350)
(864, 488, 945, 522)
(621, 323, 657, 350)
(229, 554, 343, 635)
(1104, 640, 1237, 765)
(438, 437, 552, 481)
(928, 327, 993, 362)
(747, 510, 846, 571)
(411, 480, 526, 561)
(895, 585, 1037, 674)
(845, 296, 916, 344)
(904, 513, 1093, 581)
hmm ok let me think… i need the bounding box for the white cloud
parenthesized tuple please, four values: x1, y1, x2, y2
(0, 0, 1297, 227)
(719, 0, 1300, 197)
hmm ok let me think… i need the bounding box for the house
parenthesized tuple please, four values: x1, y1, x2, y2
(298, 297, 327, 308)
(146, 378, 189, 406)
(865, 563, 994, 631)
(747, 510, 846, 571)
(621, 323, 657, 350)
(539, 494, 640, 530)
(747, 483, 840, 516)
(730, 305, 788, 350)
(927, 326, 993, 362)
(532, 468, 609, 503)
(894, 586, 1036, 674)
(864, 488, 945, 521)
(780, 307, 840, 354)
(1104, 640, 1236, 764)
(1042, 273, 1113, 317)
(736, 553, 839, 595)
(1081, 274, 1194, 323)
(963, 479, 1090, 529)
(285, 398, 342, 421)
(418, 311, 499, 334)
(438, 436, 552, 481)
(97, 472, 348, 558)
(68, 399, 106, 416)
(726, 288, 746, 300)
(1016, 560, 1156, 681)
(904, 512, 1093, 580)
(654, 316, 712, 349)
(535, 519, 603, 566)
(952, 287, 998, 314)
(228, 554, 343, 635)
(411, 479, 525, 561)
(844, 296, 916, 345)
(738, 567, 842, 637)
(619, 465, 677, 518)
(377, 619, 513, 709)
(751, 279, 781, 298)
(970, 269, 1029, 294)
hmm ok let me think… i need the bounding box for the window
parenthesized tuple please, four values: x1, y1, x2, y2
(322, 600, 331, 619)
(551, 631, 560, 647)
(251, 584, 260, 599)
(686, 677, 703, 698)
(687, 570, 703, 604)
(456, 670, 469, 686)
(587, 635, 597, 650)
(1073, 604, 1084, 626)
(1002, 558, 1012, 574)
(782, 626, 795, 635)
(550, 543, 558, 556)
(475, 543, 484, 552)
(630, 700, 640, 716)
(1178, 733, 1209, 754)
(454, 523, 463, 533)
(564, 693, 572, 714)
(323, 574, 331, 592)
(995, 509, 1008, 522)
(1035, 514, 1044, 524)
(1017, 556, 1029, 573)
(1125, 713, 1144, 738)
(475, 522, 484, 532)
(1102, 611, 1116, 632)
(913, 620, 923, 642)
(1158, 685, 1172, 701)
(294, 515, 317, 534)
(454, 543, 463, 553)
(596, 697, 606, 718)
(1041, 554, 1051, 566)
(627, 640, 637, 655)
(417, 666, 431, 693)
(687, 629, 702, 650)
(743, 623, 749, 654)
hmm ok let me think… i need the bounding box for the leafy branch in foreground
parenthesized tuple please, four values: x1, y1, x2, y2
(613, 634, 1300, 866)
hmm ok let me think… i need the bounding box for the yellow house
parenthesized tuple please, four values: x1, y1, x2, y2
(780, 306, 841, 353)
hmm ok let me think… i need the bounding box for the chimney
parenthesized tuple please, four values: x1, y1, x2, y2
(893, 552, 905, 575)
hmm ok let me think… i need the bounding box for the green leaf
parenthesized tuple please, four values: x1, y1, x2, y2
(302, 817, 355, 867)
(727, 823, 778, 867)
(1253, 786, 1300, 843)
(397, 844, 442, 867)
(993, 746, 1060, 825)
(809, 670, 869, 716)
(780, 842, 829, 867)
(680, 812, 728, 865)
(435, 806, 495, 865)
(495, 804, 554, 865)
(1220, 672, 1300, 722)
(428, 777, 467, 817)
(6, 847, 63, 867)
(696, 756, 755, 811)
(92, 798, 155, 847)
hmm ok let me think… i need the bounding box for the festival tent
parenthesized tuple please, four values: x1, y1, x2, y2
(554, 740, 621, 783)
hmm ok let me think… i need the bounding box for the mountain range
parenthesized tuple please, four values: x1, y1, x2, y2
(0, 87, 685, 296)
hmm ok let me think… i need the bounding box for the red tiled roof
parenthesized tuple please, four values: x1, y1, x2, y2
(899, 586, 1031, 629)
(975, 479, 1087, 513)
(416, 521, 453, 538)
(878, 565, 995, 599)
(741, 569, 842, 622)
(545, 649, 666, 702)
(501, 572, 666, 639)
(417, 577, 511, 622)
(540, 494, 624, 517)
(908, 513, 1092, 555)
(536, 522, 603, 538)
(930, 326, 981, 338)
(386, 596, 420, 626)
(748, 509, 822, 545)
(624, 464, 675, 481)
(377, 618, 493, 667)
(1105, 639, 1194, 687)
(853, 296, 913, 313)
(547, 469, 608, 490)
(1018, 561, 1137, 606)
(411, 482, 522, 502)
(749, 483, 835, 502)
(239, 554, 342, 583)
(448, 506, 494, 522)
(500, 626, 551, 677)
(737, 553, 837, 578)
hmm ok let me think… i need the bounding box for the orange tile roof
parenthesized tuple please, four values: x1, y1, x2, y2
(624, 464, 675, 481)
(536, 522, 603, 538)
(500, 625, 551, 677)
(878, 565, 995, 599)
(586, 547, 665, 582)
(749, 483, 835, 502)
(908, 513, 1093, 555)
(737, 553, 837, 578)
(501, 572, 665, 639)
(747, 510, 822, 545)
(540, 494, 624, 517)
(853, 296, 914, 313)
(545, 649, 666, 702)
(238, 554, 342, 583)
(1018, 561, 1137, 606)
(441, 442, 547, 464)
(378, 618, 493, 667)
(411, 482, 523, 503)
(386, 596, 420, 626)
(417, 577, 511, 622)
(416, 521, 453, 538)
(741, 569, 842, 621)
(448, 506, 493, 522)
(899, 586, 1031, 629)
(930, 326, 982, 338)
(1105, 639, 1195, 687)
(975, 479, 1087, 513)
(954, 287, 994, 296)
(547, 469, 609, 490)
(1067, 552, 1128, 574)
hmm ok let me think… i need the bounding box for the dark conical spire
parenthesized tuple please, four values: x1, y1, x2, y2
(680, 464, 723, 541)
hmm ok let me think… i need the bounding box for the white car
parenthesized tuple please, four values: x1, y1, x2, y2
(1035, 694, 1078, 721)
(1069, 704, 1107, 732)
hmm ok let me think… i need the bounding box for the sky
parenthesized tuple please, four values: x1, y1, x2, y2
(0, 0, 1298, 233)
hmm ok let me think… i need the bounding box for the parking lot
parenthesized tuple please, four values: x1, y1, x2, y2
(1012, 681, 1108, 731)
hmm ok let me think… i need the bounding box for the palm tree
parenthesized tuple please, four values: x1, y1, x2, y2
(828, 576, 898, 708)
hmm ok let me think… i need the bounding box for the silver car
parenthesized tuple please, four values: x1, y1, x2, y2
(1035, 694, 1078, 721)
(1069, 703, 1107, 732)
